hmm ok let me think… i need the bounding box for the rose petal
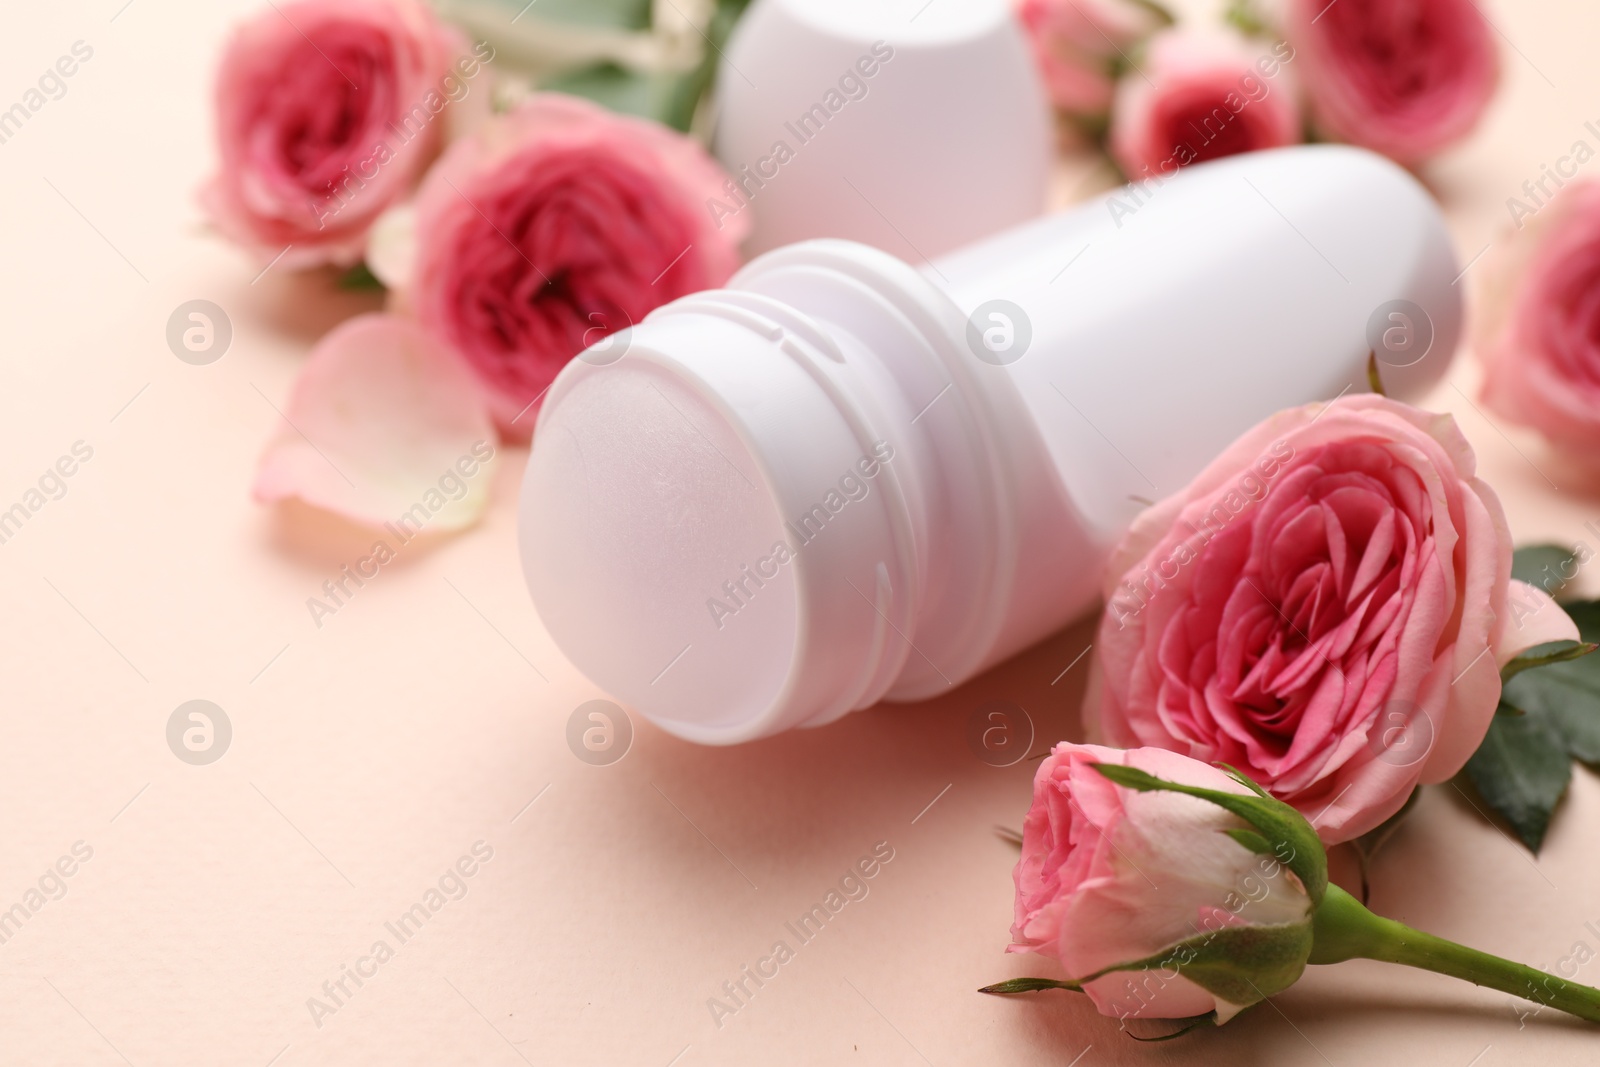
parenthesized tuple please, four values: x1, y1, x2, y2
(253, 313, 495, 531)
(1496, 580, 1583, 665)
(366, 203, 418, 293)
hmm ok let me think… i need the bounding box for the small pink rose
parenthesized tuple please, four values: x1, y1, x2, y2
(1015, 0, 1165, 117)
(1283, 0, 1498, 166)
(203, 0, 471, 269)
(1086, 395, 1578, 844)
(1011, 743, 1313, 1023)
(406, 93, 749, 439)
(1108, 28, 1300, 179)
(1478, 179, 1600, 466)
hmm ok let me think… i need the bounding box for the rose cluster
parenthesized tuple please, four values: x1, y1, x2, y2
(203, 0, 749, 529)
(1016, 0, 1499, 179)
(992, 394, 1592, 1030)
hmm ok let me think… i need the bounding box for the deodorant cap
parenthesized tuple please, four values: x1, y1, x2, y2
(713, 0, 1051, 257)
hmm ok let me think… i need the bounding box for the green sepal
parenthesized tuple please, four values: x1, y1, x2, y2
(1501, 640, 1597, 682)
(1089, 763, 1327, 907)
(1125, 0, 1177, 27)
(1076, 920, 1314, 1014)
(1367, 351, 1386, 396)
(1221, 828, 1274, 855)
(1127, 1012, 1218, 1041)
(1215, 762, 1272, 798)
(977, 977, 1081, 996)
(1223, 0, 1268, 36)
(336, 261, 385, 292)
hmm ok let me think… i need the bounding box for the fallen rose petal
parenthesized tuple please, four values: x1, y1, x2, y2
(253, 313, 496, 531)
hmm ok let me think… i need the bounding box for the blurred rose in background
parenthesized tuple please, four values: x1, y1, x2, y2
(1107, 27, 1299, 179)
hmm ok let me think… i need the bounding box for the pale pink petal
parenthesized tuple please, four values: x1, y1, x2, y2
(253, 313, 496, 531)
(1496, 580, 1583, 665)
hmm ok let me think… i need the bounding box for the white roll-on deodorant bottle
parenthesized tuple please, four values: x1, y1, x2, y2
(518, 146, 1461, 744)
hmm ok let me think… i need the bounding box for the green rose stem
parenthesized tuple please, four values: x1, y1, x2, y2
(1311, 883, 1600, 1024)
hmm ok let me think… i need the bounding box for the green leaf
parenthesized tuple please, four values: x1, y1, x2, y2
(1508, 604, 1600, 757)
(1464, 700, 1572, 852)
(1223, 0, 1269, 35)
(1503, 605, 1600, 762)
(1367, 351, 1386, 397)
(461, 0, 652, 31)
(542, 63, 694, 130)
(336, 261, 385, 292)
(1511, 544, 1580, 599)
(1465, 596, 1600, 851)
(977, 977, 1081, 996)
(538, 0, 753, 133)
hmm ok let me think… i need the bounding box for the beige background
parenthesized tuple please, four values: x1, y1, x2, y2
(4, 1, 1600, 1064)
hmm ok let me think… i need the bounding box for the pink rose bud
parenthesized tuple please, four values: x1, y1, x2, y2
(202, 0, 474, 269)
(988, 745, 1600, 1029)
(1000, 743, 1321, 1025)
(1107, 28, 1301, 181)
(1283, 0, 1499, 165)
(1014, 0, 1167, 117)
(1085, 395, 1579, 844)
(1478, 179, 1600, 468)
(405, 94, 750, 439)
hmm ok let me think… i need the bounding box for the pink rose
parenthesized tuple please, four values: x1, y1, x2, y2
(1283, 0, 1498, 165)
(1108, 28, 1300, 179)
(1015, 0, 1165, 117)
(406, 93, 749, 438)
(1011, 743, 1314, 1023)
(1478, 179, 1600, 465)
(203, 0, 472, 269)
(1086, 395, 1578, 843)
